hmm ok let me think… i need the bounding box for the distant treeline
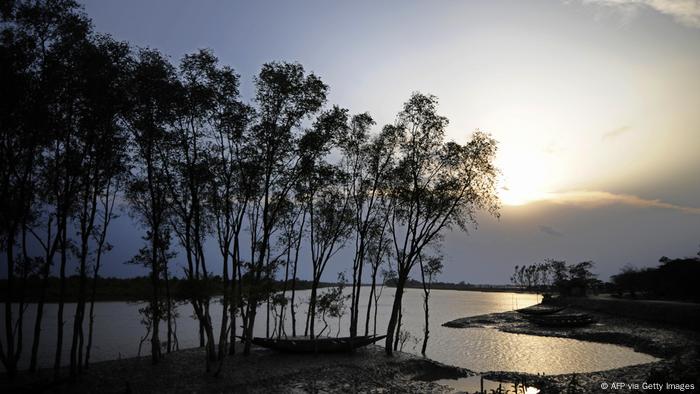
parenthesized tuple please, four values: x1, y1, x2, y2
(0, 276, 329, 303)
(507, 253, 700, 302)
(510, 259, 600, 296)
(1, 277, 522, 302)
(611, 255, 700, 302)
(388, 278, 521, 292)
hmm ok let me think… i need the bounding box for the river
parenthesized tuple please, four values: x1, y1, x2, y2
(5, 288, 657, 374)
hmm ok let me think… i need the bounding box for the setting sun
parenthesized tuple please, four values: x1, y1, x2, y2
(496, 148, 553, 206)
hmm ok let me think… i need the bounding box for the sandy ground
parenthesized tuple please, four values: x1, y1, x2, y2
(444, 307, 700, 393)
(3, 343, 473, 393)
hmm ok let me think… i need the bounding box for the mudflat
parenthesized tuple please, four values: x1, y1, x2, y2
(444, 306, 700, 393)
(5, 344, 472, 393)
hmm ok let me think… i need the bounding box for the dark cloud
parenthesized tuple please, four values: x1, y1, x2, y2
(581, 0, 700, 28)
(539, 225, 564, 237)
(440, 202, 700, 283)
(602, 125, 631, 140)
(543, 190, 700, 214)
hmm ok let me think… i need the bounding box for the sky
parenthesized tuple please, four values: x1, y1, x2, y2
(78, 0, 700, 283)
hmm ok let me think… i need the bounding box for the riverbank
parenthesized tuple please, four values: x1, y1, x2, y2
(444, 306, 700, 393)
(551, 295, 700, 330)
(0, 277, 333, 303)
(2, 344, 472, 393)
(0, 278, 529, 303)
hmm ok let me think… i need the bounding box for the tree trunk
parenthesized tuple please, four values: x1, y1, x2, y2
(29, 232, 56, 372)
(393, 307, 403, 351)
(384, 274, 406, 356)
(373, 293, 379, 336)
(53, 221, 68, 379)
(217, 252, 229, 359)
(243, 301, 257, 355)
(291, 268, 298, 337)
(278, 246, 291, 339)
(350, 243, 365, 338)
(290, 211, 305, 337)
(150, 231, 161, 365)
(70, 229, 90, 377)
(364, 267, 378, 336)
(3, 237, 17, 380)
(85, 269, 98, 367)
(243, 224, 272, 356)
(228, 241, 239, 356)
(308, 281, 319, 339)
(199, 321, 205, 347)
(266, 296, 270, 338)
(421, 293, 429, 356)
(164, 262, 173, 354)
(304, 301, 311, 337)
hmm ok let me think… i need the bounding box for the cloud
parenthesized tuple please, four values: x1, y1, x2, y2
(539, 225, 564, 237)
(539, 190, 700, 214)
(581, 0, 700, 28)
(543, 142, 562, 154)
(602, 125, 631, 140)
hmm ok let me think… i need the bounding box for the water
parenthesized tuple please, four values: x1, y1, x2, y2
(3, 288, 658, 374)
(435, 375, 540, 394)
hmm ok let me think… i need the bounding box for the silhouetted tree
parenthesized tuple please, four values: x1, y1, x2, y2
(513, 259, 598, 296)
(340, 114, 399, 338)
(241, 62, 326, 354)
(567, 261, 596, 295)
(205, 52, 254, 358)
(612, 255, 700, 301)
(123, 48, 178, 365)
(162, 49, 229, 371)
(548, 259, 568, 286)
(0, 3, 87, 377)
(275, 198, 305, 338)
(418, 252, 442, 356)
(0, 0, 49, 377)
(14, 1, 99, 378)
(64, 34, 130, 378)
(84, 175, 120, 368)
(304, 169, 353, 338)
(363, 199, 392, 336)
(315, 273, 349, 338)
(295, 107, 353, 339)
(383, 93, 500, 355)
(0, 0, 518, 372)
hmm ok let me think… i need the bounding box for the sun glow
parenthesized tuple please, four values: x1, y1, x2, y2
(499, 183, 546, 206)
(496, 148, 556, 206)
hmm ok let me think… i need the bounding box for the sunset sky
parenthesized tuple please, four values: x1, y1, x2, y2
(82, 0, 700, 283)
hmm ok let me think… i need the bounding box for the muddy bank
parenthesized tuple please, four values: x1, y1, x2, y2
(444, 307, 700, 393)
(551, 296, 700, 330)
(4, 344, 472, 393)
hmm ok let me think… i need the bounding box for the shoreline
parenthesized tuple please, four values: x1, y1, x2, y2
(5, 303, 697, 393)
(443, 306, 700, 393)
(0, 285, 536, 304)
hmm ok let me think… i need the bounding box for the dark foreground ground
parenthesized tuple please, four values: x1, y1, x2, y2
(3, 344, 472, 394)
(444, 306, 700, 393)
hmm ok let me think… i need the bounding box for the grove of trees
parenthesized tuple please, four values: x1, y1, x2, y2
(510, 259, 599, 296)
(612, 253, 700, 301)
(0, 0, 500, 380)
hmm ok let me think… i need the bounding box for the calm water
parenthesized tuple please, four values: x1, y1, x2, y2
(5, 288, 658, 373)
